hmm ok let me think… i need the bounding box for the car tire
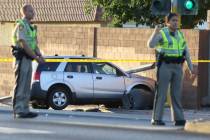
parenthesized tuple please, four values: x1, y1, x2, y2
(129, 88, 154, 110)
(31, 102, 50, 109)
(48, 87, 70, 110)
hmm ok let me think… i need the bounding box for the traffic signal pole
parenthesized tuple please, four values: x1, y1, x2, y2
(171, 0, 182, 28)
(166, 0, 181, 106)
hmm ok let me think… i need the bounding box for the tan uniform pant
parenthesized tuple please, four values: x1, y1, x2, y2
(152, 62, 185, 121)
(13, 56, 32, 114)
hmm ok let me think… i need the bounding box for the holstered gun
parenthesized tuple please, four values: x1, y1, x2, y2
(156, 51, 164, 67)
(10, 45, 33, 60)
(10, 45, 25, 60)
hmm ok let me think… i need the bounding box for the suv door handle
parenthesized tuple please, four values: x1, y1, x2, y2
(96, 76, 102, 80)
(67, 75, 74, 79)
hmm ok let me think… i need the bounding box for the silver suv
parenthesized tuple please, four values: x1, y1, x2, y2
(31, 56, 156, 110)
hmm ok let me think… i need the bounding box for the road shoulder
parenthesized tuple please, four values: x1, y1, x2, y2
(185, 119, 210, 134)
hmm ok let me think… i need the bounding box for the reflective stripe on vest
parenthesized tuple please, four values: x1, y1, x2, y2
(12, 19, 37, 51)
(156, 27, 186, 57)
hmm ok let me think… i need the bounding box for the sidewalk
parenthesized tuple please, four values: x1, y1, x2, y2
(185, 119, 210, 134)
(0, 106, 185, 132)
(0, 96, 210, 134)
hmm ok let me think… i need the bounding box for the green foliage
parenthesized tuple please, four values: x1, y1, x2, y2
(85, 0, 210, 28)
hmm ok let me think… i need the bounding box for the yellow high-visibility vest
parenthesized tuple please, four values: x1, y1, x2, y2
(156, 27, 186, 57)
(12, 19, 37, 51)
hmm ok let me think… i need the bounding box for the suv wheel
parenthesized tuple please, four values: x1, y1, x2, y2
(128, 89, 154, 110)
(48, 87, 70, 110)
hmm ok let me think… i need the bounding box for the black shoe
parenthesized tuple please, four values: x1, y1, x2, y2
(16, 112, 38, 119)
(175, 120, 186, 126)
(151, 120, 165, 126)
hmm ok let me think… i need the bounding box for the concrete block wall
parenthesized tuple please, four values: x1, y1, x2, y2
(0, 24, 200, 108)
(37, 24, 94, 56)
(0, 46, 13, 96)
(182, 29, 199, 108)
(96, 28, 199, 108)
(0, 23, 96, 97)
(96, 28, 156, 79)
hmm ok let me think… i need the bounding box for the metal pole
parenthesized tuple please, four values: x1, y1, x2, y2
(204, 31, 210, 106)
(171, 0, 181, 28)
(166, 0, 181, 107)
(93, 27, 97, 57)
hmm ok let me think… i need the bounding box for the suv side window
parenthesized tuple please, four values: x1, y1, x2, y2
(92, 63, 118, 75)
(36, 62, 60, 72)
(65, 62, 92, 73)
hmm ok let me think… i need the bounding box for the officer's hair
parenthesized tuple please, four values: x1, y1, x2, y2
(20, 4, 32, 15)
(165, 13, 178, 23)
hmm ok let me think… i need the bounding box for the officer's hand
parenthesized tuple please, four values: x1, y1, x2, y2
(35, 56, 45, 64)
(39, 56, 46, 63)
(190, 69, 197, 78)
(154, 25, 161, 34)
(151, 62, 156, 69)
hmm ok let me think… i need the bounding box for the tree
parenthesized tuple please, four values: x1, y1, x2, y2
(85, 0, 210, 28)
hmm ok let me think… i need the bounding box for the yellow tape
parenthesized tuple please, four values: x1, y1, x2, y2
(0, 58, 14, 62)
(45, 59, 157, 63)
(0, 58, 209, 63)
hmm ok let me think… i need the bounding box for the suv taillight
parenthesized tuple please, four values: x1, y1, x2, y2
(34, 71, 40, 81)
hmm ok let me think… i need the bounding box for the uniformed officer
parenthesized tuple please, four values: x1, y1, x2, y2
(12, 4, 45, 118)
(147, 13, 195, 126)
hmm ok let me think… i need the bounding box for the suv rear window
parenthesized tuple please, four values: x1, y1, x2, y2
(36, 62, 60, 72)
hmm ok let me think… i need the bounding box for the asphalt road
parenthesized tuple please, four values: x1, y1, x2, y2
(0, 108, 209, 140)
(0, 121, 208, 140)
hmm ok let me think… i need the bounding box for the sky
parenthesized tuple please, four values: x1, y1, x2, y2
(197, 22, 208, 29)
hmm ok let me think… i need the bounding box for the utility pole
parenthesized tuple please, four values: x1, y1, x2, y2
(166, 0, 180, 106)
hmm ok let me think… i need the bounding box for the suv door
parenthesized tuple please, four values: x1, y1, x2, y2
(64, 62, 94, 99)
(92, 62, 126, 99)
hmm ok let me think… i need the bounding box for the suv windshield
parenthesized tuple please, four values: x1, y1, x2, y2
(93, 63, 118, 75)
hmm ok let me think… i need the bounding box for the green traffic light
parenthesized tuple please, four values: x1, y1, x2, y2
(185, 0, 194, 10)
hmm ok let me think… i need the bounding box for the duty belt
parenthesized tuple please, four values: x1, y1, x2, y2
(161, 56, 185, 64)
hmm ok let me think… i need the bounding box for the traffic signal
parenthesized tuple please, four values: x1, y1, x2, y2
(151, 0, 171, 15)
(177, 0, 198, 15)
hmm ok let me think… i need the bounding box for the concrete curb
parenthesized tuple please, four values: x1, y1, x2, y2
(0, 106, 154, 122)
(0, 96, 12, 102)
(185, 119, 210, 134)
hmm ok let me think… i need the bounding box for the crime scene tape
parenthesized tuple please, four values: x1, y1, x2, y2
(0, 58, 210, 63)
